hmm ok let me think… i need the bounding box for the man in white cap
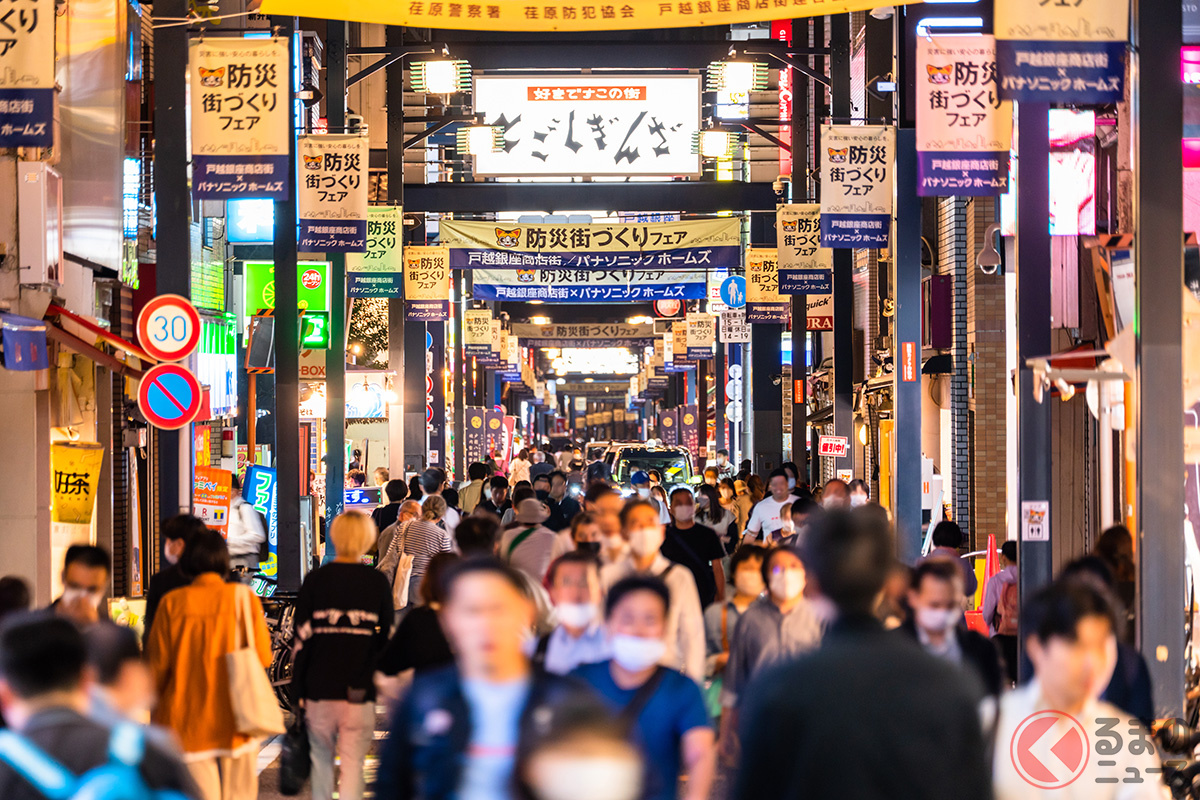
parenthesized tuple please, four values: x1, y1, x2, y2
(500, 497, 570, 581)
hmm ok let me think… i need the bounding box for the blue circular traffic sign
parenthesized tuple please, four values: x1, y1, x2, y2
(138, 363, 202, 430)
(720, 276, 747, 308)
(426, 330, 434, 350)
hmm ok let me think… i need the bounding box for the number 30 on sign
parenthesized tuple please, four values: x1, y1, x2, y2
(137, 294, 202, 363)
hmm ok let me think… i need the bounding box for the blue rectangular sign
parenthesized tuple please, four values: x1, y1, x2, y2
(779, 269, 833, 295)
(0, 88, 53, 147)
(996, 41, 1124, 104)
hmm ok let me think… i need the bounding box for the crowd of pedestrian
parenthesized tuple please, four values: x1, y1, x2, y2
(0, 443, 1177, 800)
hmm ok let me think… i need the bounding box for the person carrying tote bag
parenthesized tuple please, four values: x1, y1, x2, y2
(227, 583, 286, 738)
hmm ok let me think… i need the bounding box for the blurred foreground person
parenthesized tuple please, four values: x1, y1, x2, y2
(0, 615, 198, 799)
(734, 510, 990, 800)
(51, 545, 111, 628)
(149, 531, 272, 800)
(516, 705, 642, 800)
(573, 577, 715, 800)
(374, 559, 600, 800)
(990, 580, 1165, 799)
(294, 511, 393, 800)
(535, 552, 609, 675)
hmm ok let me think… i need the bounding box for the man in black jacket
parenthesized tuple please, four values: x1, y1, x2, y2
(143, 514, 206, 641)
(374, 558, 601, 800)
(733, 509, 991, 800)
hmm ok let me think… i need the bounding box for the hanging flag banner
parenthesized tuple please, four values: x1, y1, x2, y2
(471, 268, 707, 302)
(464, 309, 494, 359)
(916, 36, 1012, 197)
(671, 321, 693, 370)
(465, 408, 489, 464)
(680, 404, 700, 464)
(995, 0, 1126, 103)
(719, 308, 751, 343)
(746, 248, 788, 323)
(404, 246, 451, 321)
(441, 218, 740, 270)
(190, 38, 290, 200)
(298, 135, 368, 252)
(776, 204, 832, 303)
(348, 206, 403, 296)
(819, 125, 894, 248)
(50, 443, 105, 525)
(481, 319, 502, 366)
(807, 293, 833, 331)
(261, 0, 919, 34)
(659, 408, 679, 445)
(686, 312, 714, 361)
(0, 0, 53, 147)
(500, 334, 523, 382)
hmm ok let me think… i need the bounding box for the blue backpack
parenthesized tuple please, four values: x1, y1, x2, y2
(0, 722, 190, 800)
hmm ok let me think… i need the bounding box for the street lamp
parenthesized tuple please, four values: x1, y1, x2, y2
(694, 129, 738, 159)
(411, 52, 471, 94)
(706, 59, 768, 93)
(458, 124, 503, 155)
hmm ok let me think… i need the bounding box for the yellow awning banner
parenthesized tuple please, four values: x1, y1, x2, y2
(260, 0, 918, 33)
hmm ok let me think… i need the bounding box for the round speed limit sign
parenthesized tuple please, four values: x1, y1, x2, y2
(137, 294, 202, 362)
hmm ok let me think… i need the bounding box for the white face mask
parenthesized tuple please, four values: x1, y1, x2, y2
(769, 568, 805, 601)
(915, 606, 959, 634)
(605, 533, 627, 553)
(628, 527, 665, 558)
(734, 571, 765, 597)
(787, 477, 797, 490)
(556, 602, 597, 629)
(610, 634, 666, 671)
(528, 754, 642, 800)
(673, 505, 694, 521)
(850, 494, 868, 508)
(636, 487, 651, 498)
(62, 587, 103, 610)
(822, 496, 842, 510)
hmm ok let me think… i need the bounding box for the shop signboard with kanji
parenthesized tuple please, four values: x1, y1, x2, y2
(298, 135, 368, 252)
(0, 0, 53, 147)
(776, 204, 832, 323)
(686, 312, 714, 361)
(194, 466, 233, 534)
(404, 246, 450, 321)
(348, 206, 403, 296)
(51, 443, 104, 524)
(190, 38, 290, 200)
(719, 308, 750, 343)
(916, 36, 1012, 197)
(465, 407, 489, 463)
(464, 309, 494, 359)
(995, 0, 1127, 104)
(510, 322, 656, 348)
(473, 75, 699, 177)
(441, 218, 740, 270)
(819, 125, 894, 248)
(472, 268, 707, 302)
(746, 248, 788, 323)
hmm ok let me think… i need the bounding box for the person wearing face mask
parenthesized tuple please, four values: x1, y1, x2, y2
(563, 510, 603, 557)
(585, 484, 629, 565)
(84, 623, 176, 750)
(778, 498, 820, 549)
(629, 471, 670, 525)
(517, 706, 643, 800)
(718, 478, 748, 534)
(51, 545, 112, 629)
(779, 462, 807, 498)
(819, 478, 850, 510)
(718, 547, 821, 764)
(600, 500, 706, 681)
(144, 515, 207, 642)
(702, 467, 719, 487)
(989, 579, 1166, 799)
(713, 449, 733, 481)
(847, 479, 870, 508)
(532, 552, 610, 675)
(661, 488, 726, 608)
(571, 576, 716, 800)
(898, 560, 1002, 696)
(742, 469, 793, 545)
(702, 546, 766, 721)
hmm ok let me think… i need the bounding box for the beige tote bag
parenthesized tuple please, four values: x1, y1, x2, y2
(226, 585, 285, 738)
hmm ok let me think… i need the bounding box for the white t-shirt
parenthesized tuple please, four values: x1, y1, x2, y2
(745, 496, 791, 541)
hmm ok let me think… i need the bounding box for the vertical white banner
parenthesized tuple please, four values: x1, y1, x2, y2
(819, 124, 894, 248)
(298, 135, 368, 252)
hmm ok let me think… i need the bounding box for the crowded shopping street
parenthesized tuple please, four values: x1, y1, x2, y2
(0, 0, 1194, 798)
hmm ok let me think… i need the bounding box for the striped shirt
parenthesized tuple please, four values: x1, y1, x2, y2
(404, 518, 452, 600)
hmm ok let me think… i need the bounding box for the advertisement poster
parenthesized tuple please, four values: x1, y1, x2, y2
(190, 38, 290, 200)
(194, 466, 233, 534)
(819, 125, 894, 248)
(0, 0, 53, 147)
(746, 248, 788, 323)
(348, 206, 403, 297)
(404, 246, 451, 321)
(244, 465, 278, 587)
(50, 442, 104, 525)
(298, 135, 368, 252)
(916, 36, 1011, 196)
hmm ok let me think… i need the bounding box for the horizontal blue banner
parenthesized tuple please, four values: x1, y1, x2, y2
(451, 244, 742, 271)
(193, 155, 288, 200)
(348, 273, 401, 297)
(0, 88, 53, 147)
(472, 281, 706, 303)
(406, 300, 449, 322)
(820, 213, 890, 248)
(917, 151, 1009, 197)
(747, 302, 790, 324)
(464, 344, 492, 359)
(779, 268, 832, 295)
(996, 40, 1124, 104)
(300, 219, 367, 252)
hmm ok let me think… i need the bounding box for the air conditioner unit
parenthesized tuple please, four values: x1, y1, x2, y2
(18, 163, 63, 287)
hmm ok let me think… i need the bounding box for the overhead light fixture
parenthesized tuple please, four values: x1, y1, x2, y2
(707, 58, 769, 94)
(528, 300, 545, 305)
(694, 129, 738, 159)
(530, 316, 551, 325)
(626, 315, 652, 325)
(458, 125, 503, 155)
(411, 52, 471, 94)
(976, 222, 1002, 274)
(556, 377, 565, 385)
(584, 377, 595, 383)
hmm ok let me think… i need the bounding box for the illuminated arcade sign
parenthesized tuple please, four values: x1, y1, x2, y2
(473, 75, 701, 178)
(243, 261, 331, 314)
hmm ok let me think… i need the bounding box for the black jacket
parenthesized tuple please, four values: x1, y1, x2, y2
(373, 665, 603, 800)
(897, 617, 1004, 696)
(734, 614, 992, 800)
(143, 563, 192, 642)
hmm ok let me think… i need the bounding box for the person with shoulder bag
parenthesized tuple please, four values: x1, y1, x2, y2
(226, 474, 267, 574)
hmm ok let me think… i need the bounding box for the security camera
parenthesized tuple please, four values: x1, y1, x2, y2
(772, 175, 791, 197)
(347, 114, 366, 134)
(869, 6, 893, 20)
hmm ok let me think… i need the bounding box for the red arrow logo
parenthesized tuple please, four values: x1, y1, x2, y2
(1010, 710, 1089, 789)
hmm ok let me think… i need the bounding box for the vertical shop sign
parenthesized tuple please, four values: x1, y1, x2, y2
(404, 246, 451, 321)
(465, 407, 488, 464)
(0, 0, 53, 147)
(672, 321, 692, 368)
(916, 36, 1012, 196)
(298, 135, 368, 251)
(819, 125, 894, 248)
(244, 465, 278, 582)
(746, 248, 789, 323)
(190, 38, 290, 200)
(680, 404, 700, 465)
(348, 206, 403, 296)
(659, 408, 679, 445)
(128, 449, 143, 597)
(995, 0, 1127, 104)
(50, 443, 105, 524)
(807, 293, 833, 331)
(464, 309, 493, 359)
(194, 466, 233, 534)
(686, 312, 714, 361)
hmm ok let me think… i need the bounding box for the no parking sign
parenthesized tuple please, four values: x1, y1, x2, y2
(138, 363, 203, 430)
